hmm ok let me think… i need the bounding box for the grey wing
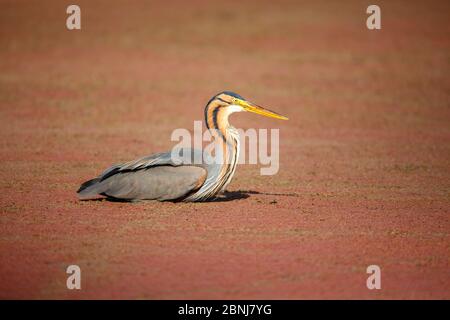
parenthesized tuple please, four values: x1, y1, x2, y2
(96, 165, 206, 201)
(77, 150, 207, 201)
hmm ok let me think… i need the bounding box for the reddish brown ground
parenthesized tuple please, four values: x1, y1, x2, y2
(0, 0, 449, 299)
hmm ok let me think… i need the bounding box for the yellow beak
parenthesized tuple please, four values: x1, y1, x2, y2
(235, 98, 289, 120)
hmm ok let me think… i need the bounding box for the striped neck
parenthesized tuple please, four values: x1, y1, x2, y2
(184, 98, 240, 201)
(204, 97, 240, 166)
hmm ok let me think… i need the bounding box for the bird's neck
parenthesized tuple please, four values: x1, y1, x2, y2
(184, 102, 240, 201)
(205, 101, 239, 165)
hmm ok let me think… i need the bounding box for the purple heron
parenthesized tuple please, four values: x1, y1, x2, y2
(77, 91, 288, 202)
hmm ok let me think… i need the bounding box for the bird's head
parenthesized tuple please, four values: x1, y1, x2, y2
(206, 91, 289, 122)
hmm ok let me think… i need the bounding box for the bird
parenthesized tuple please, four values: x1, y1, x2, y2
(77, 91, 288, 202)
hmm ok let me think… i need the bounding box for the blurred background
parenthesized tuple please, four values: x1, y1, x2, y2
(0, 0, 449, 299)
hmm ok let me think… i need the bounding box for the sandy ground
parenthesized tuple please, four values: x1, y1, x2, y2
(0, 0, 449, 299)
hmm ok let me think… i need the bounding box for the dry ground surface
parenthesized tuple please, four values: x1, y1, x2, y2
(0, 0, 449, 299)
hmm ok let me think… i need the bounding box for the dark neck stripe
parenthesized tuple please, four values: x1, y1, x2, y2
(210, 104, 227, 143)
(216, 97, 229, 104)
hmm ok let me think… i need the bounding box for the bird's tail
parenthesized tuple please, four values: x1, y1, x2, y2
(77, 178, 102, 200)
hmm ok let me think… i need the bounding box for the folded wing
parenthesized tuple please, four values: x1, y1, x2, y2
(77, 150, 207, 201)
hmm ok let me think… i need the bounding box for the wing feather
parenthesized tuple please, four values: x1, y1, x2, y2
(77, 149, 208, 201)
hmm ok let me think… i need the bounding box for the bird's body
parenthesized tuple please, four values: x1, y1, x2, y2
(77, 92, 287, 202)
